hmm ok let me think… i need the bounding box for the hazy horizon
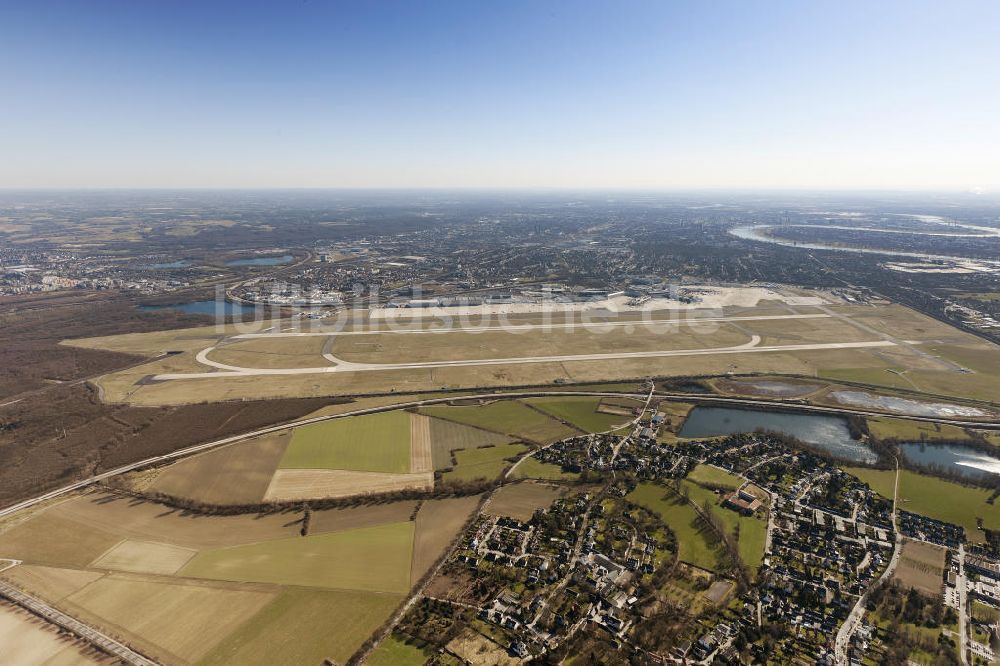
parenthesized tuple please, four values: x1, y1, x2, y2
(3, 0, 999, 190)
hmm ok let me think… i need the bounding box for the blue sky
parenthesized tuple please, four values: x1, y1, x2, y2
(2, 0, 998, 189)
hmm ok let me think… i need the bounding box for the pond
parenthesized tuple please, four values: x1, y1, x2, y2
(828, 390, 989, 418)
(679, 406, 877, 463)
(139, 300, 261, 317)
(225, 254, 293, 267)
(899, 442, 1000, 481)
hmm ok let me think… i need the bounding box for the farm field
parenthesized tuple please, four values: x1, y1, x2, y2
(442, 443, 530, 483)
(132, 401, 566, 506)
(427, 416, 513, 470)
(0, 511, 124, 569)
(91, 539, 197, 576)
(263, 468, 433, 502)
(686, 464, 745, 490)
(148, 430, 291, 504)
(180, 521, 415, 593)
(523, 396, 631, 433)
(200, 587, 404, 666)
(0, 564, 104, 604)
(487, 481, 564, 521)
(420, 400, 576, 443)
(843, 467, 1000, 540)
(146, 407, 513, 505)
(0, 489, 477, 665)
(893, 539, 946, 596)
(411, 495, 481, 580)
(280, 410, 411, 473)
(65, 574, 277, 664)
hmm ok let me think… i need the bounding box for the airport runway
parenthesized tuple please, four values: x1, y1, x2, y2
(229, 312, 833, 338)
(155, 337, 903, 380)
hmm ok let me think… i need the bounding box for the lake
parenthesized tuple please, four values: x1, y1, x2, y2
(139, 300, 260, 317)
(899, 442, 1000, 481)
(679, 406, 877, 463)
(225, 254, 293, 267)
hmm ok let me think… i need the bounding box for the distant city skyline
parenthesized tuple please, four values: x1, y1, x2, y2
(2, 0, 998, 190)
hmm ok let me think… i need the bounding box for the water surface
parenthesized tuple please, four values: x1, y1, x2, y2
(680, 406, 877, 463)
(899, 442, 1000, 481)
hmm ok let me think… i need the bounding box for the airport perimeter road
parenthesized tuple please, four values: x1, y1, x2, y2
(0, 577, 158, 666)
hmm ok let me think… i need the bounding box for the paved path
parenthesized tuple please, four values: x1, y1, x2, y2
(834, 456, 901, 665)
(0, 577, 158, 666)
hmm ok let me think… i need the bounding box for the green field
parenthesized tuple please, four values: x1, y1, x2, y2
(427, 416, 512, 470)
(627, 483, 722, 571)
(511, 457, 580, 481)
(523, 396, 629, 433)
(441, 443, 529, 482)
(866, 417, 971, 442)
(844, 467, 1000, 540)
(366, 635, 429, 666)
(681, 481, 767, 572)
(201, 588, 404, 666)
(420, 400, 574, 443)
(280, 411, 411, 473)
(972, 601, 1000, 623)
(818, 367, 915, 392)
(180, 521, 415, 593)
(686, 464, 744, 490)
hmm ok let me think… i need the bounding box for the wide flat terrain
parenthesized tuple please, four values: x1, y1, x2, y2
(149, 430, 291, 504)
(279, 410, 412, 473)
(0, 489, 470, 665)
(180, 521, 415, 593)
(64, 295, 1000, 406)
